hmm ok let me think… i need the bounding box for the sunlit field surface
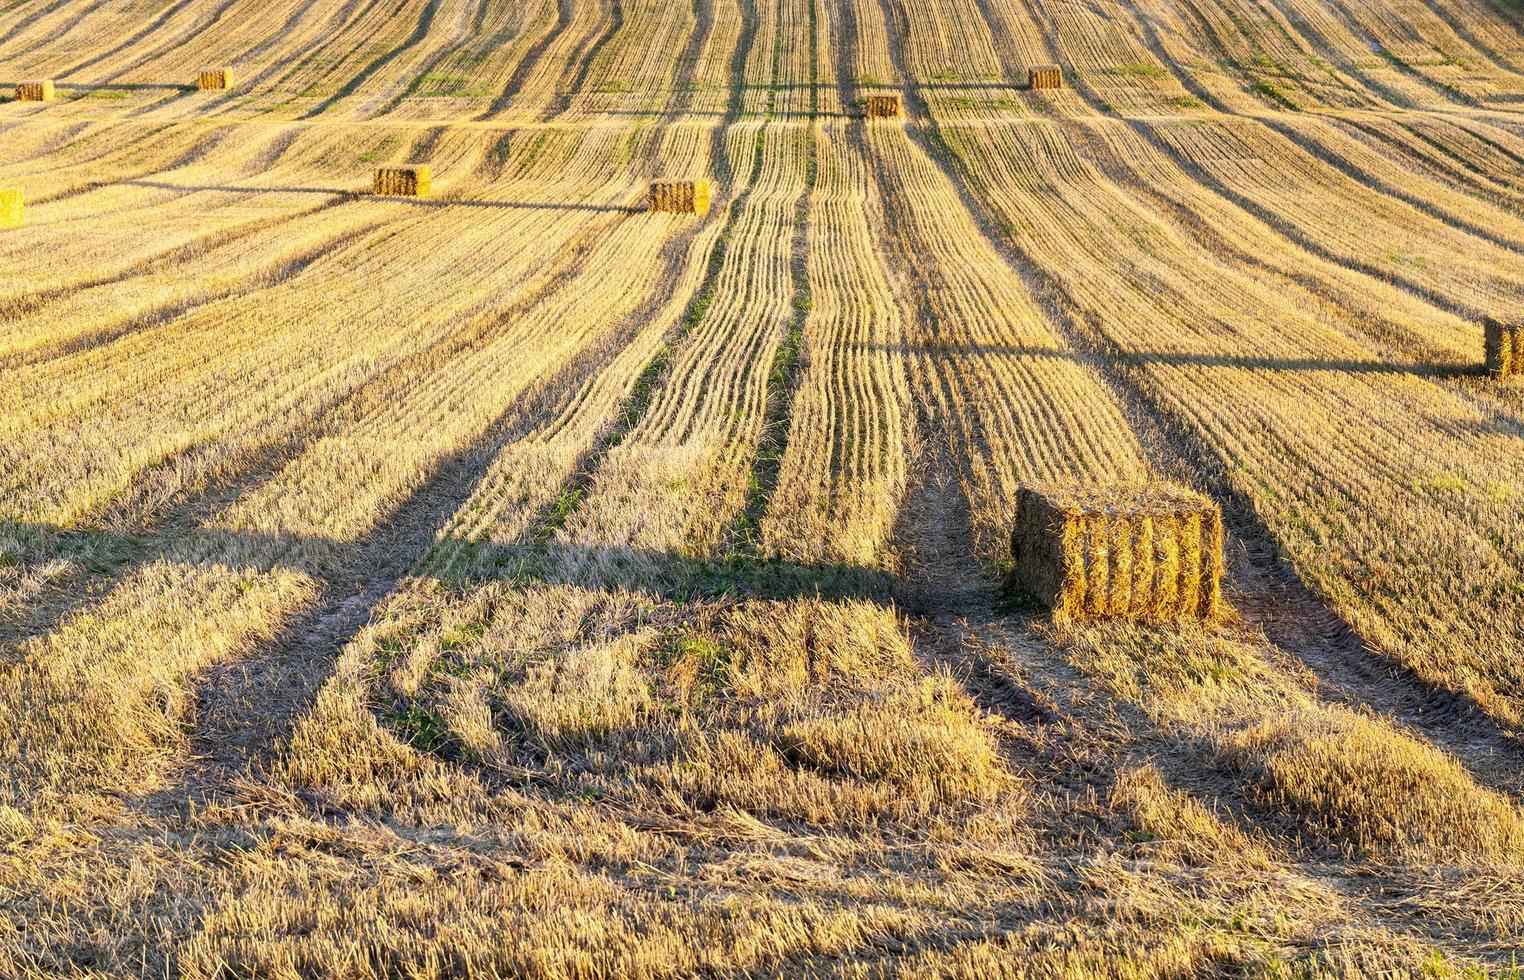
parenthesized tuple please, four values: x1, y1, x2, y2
(3, 0, 1524, 974)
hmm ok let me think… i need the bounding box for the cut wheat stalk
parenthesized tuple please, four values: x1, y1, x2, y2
(864, 94, 902, 118)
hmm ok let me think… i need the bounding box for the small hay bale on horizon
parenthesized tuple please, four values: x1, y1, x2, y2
(0, 189, 22, 228)
(864, 94, 901, 118)
(1011, 482, 1224, 622)
(1028, 65, 1063, 90)
(15, 80, 54, 102)
(649, 179, 711, 215)
(1484, 319, 1522, 379)
(197, 69, 234, 91)
(372, 166, 432, 198)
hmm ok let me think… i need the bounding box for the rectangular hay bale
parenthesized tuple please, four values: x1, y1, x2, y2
(1028, 65, 1064, 90)
(648, 179, 711, 215)
(198, 69, 234, 91)
(1011, 482, 1223, 621)
(1484, 318, 1522, 379)
(0, 189, 21, 229)
(864, 94, 901, 118)
(15, 80, 54, 102)
(372, 166, 432, 198)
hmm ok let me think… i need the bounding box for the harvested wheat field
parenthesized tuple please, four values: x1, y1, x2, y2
(3, 0, 1524, 975)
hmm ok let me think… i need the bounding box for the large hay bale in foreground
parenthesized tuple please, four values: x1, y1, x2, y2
(1011, 482, 1223, 621)
(864, 94, 901, 118)
(372, 166, 432, 198)
(1484, 319, 1522, 379)
(198, 69, 234, 91)
(649, 179, 711, 215)
(1028, 65, 1063, 90)
(15, 80, 54, 102)
(0, 189, 21, 229)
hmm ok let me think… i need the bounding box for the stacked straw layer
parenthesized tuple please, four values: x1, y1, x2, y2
(198, 69, 234, 91)
(1028, 66, 1064, 90)
(864, 94, 902, 118)
(1484, 319, 1522, 379)
(373, 166, 432, 198)
(1012, 482, 1224, 621)
(0, 189, 22, 229)
(649, 179, 711, 215)
(15, 80, 54, 102)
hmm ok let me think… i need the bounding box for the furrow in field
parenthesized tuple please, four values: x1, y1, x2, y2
(860, 0, 1524, 880)
(342, 0, 494, 119)
(545, 0, 813, 576)
(850, 0, 1147, 557)
(301, 0, 495, 120)
(1005, 1, 1524, 330)
(0, 121, 216, 203)
(61, 0, 249, 85)
(1330, 114, 1524, 216)
(543, 0, 629, 121)
(0, 129, 623, 528)
(0, 131, 694, 806)
(419, 0, 762, 575)
(554, 120, 808, 570)
(872, 0, 1524, 878)
(420, 201, 723, 572)
(756, 121, 912, 571)
(0, 123, 336, 298)
(1315, 0, 1524, 105)
(199, 0, 439, 117)
(361, 0, 525, 118)
(473, 0, 578, 120)
(1176, 0, 1389, 110)
(1144, 118, 1524, 321)
(925, 108, 1524, 733)
(1015, 0, 1218, 115)
(1054, 119, 1504, 403)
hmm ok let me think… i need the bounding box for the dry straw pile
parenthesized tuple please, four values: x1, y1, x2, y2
(0, 189, 21, 228)
(648, 179, 711, 214)
(197, 69, 234, 90)
(372, 166, 432, 198)
(1028, 65, 1063, 90)
(15, 80, 54, 102)
(1011, 482, 1224, 621)
(1484, 318, 1521, 378)
(864, 94, 902, 118)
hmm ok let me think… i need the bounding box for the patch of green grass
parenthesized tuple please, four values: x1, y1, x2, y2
(409, 72, 490, 98)
(1251, 79, 1300, 111)
(381, 703, 451, 753)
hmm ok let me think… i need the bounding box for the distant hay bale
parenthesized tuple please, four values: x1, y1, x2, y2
(197, 69, 234, 91)
(15, 80, 54, 102)
(648, 179, 711, 215)
(0, 189, 21, 229)
(372, 166, 432, 198)
(864, 94, 901, 118)
(1484, 318, 1522, 379)
(1011, 482, 1223, 621)
(1028, 65, 1063, 90)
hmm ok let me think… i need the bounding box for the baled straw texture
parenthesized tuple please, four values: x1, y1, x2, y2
(1011, 482, 1224, 621)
